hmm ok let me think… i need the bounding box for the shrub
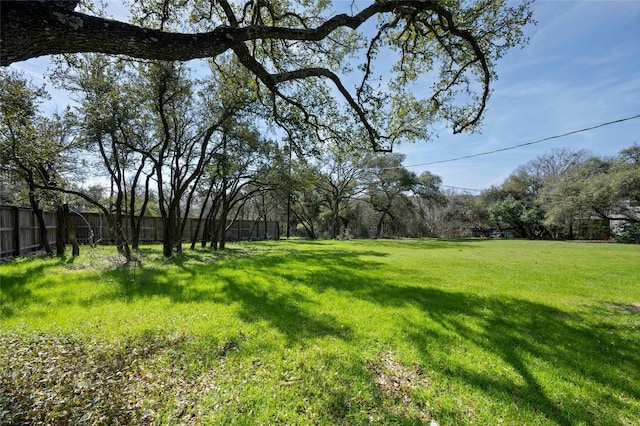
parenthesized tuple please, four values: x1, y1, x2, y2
(615, 221, 640, 244)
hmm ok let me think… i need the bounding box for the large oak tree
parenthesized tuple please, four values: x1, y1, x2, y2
(1, 0, 533, 150)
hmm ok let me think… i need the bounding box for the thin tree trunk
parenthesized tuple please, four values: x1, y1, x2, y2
(28, 188, 52, 255)
(210, 218, 219, 250)
(56, 205, 66, 256)
(63, 204, 80, 257)
(375, 211, 386, 239)
(219, 201, 229, 250)
(191, 184, 213, 250)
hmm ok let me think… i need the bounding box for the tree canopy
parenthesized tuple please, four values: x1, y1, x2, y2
(1, 0, 533, 151)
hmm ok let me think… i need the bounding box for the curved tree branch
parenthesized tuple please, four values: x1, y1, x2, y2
(1, 1, 233, 65)
(273, 67, 385, 151)
(2, 0, 531, 152)
(1, 1, 443, 66)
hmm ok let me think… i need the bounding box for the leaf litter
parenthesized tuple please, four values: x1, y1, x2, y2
(368, 351, 433, 422)
(0, 332, 225, 425)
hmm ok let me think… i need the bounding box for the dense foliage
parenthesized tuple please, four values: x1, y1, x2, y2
(2, 2, 637, 249)
(438, 147, 640, 241)
(1, 0, 537, 256)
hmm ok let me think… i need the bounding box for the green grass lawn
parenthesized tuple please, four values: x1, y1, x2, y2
(1, 239, 639, 425)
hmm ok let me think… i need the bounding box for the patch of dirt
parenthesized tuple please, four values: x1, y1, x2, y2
(371, 352, 429, 393)
(368, 351, 431, 419)
(607, 302, 640, 313)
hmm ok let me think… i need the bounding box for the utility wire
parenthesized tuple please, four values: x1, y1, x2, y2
(405, 113, 640, 168)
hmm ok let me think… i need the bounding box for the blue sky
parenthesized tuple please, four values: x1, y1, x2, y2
(397, 0, 640, 192)
(9, 1, 640, 192)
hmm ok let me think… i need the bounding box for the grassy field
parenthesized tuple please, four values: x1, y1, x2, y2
(1, 239, 639, 425)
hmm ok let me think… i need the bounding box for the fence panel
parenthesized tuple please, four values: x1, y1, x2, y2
(0, 206, 58, 257)
(0, 206, 18, 256)
(0, 205, 279, 258)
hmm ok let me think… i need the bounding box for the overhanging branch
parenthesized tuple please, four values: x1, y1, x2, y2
(1, 0, 525, 152)
(1, 1, 441, 66)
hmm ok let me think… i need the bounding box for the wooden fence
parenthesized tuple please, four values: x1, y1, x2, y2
(0, 205, 279, 258)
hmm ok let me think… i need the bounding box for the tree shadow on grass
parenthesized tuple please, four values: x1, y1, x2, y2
(91, 247, 391, 344)
(0, 257, 68, 318)
(434, 294, 639, 425)
(219, 276, 353, 343)
(188, 244, 638, 423)
(282, 249, 639, 424)
(4, 244, 639, 424)
(304, 274, 639, 424)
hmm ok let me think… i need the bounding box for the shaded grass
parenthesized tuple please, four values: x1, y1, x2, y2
(1, 239, 639, 424)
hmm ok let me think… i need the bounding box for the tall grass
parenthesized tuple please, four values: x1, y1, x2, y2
(1, 239, 639, 424)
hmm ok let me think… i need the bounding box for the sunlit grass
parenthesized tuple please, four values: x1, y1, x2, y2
(1, 239, 639, 424)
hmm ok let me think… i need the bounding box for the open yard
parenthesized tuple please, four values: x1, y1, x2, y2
(1, 239, 639, 425)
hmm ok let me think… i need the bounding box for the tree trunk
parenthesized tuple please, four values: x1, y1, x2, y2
(191, 183, 213, 250)
(114, 222, 132, 260)
(218, 165, 229, 250)
(163, 222, 175, 257)
(160, 202, 183, 257)
(111, 182, 132, 258)
(219, 201, 229, 250)
(191, 214, 204, 250)
(130, 189, 139, 250)
(375, 211, 386, 239)
(63, 204, 80, 257)
(56, 205, 66, 256)
(210, 218, 219, 250)
(330, 208, 339, 239)
(28, 188, 52, 255)
(163, 207, 181, 257)
(202, 216, 212, 248)
(568, 221, 574, 240)
(1, 1, 234, 66)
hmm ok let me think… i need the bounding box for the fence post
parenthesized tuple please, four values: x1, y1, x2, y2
(13, 206, 20, 256)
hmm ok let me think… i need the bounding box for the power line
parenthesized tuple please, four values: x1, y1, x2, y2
(405, 113, 640, 168)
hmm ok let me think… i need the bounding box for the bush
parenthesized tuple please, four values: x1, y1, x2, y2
(615, 221, 640, 244)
